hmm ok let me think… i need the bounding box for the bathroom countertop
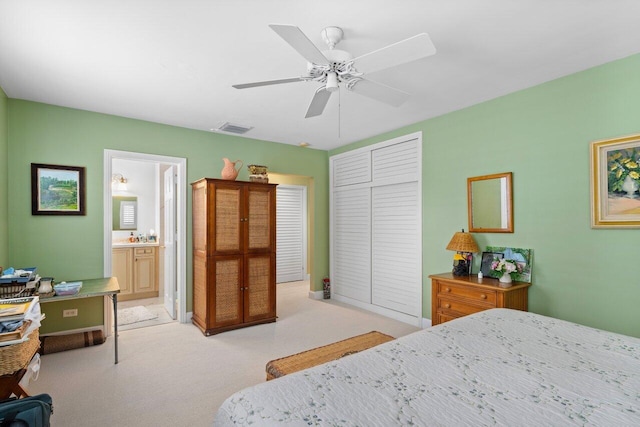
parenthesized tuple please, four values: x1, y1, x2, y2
(112, 242, 159, 248)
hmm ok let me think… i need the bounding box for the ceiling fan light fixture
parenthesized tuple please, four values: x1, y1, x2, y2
(321, 26, 343, 50)
(326, 72, 339, 92)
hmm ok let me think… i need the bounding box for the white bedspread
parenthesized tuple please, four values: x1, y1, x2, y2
(213, 309, 640, 426)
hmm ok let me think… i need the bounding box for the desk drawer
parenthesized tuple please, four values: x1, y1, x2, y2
(436, 281, 496, 305)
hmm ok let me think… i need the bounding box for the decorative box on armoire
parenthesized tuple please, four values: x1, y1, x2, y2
(191, 178, 277, 336)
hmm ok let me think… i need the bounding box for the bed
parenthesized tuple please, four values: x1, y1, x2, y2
(213, 308, 640, 426)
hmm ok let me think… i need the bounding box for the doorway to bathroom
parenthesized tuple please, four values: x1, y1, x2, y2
(103, 150, 187, 332)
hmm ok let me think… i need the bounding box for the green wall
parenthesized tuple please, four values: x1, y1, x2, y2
(331, 53, 640, 338)
(6, 100, 329, 333)
(0, 86, 7, 268)
(5, 53, 640, 337)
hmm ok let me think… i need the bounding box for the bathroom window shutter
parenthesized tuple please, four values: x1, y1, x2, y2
(120, 201, 137, 229)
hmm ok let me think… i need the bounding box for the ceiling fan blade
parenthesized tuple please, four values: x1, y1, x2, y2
(305, 87, 332, 118)
(353, 33, 436, 74)
(269, 24, 329, 65)
(232, 77, 304, 89)
(350, 78, 410, 107)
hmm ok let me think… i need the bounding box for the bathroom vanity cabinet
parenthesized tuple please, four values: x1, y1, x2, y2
(112, 244, 158, 301)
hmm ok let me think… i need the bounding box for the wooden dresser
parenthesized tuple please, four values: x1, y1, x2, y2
(429, 273, 531, 326)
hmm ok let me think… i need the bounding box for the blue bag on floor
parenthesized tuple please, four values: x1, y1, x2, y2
(0, 394, 52, 427)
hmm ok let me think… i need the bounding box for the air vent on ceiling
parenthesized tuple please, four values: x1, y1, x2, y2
(215, 122, 253, 135)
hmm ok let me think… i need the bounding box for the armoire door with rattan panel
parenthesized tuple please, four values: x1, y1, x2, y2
(192, 178, 277, 335)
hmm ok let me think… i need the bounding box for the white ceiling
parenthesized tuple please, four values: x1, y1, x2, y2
(1, 1, 640, 151)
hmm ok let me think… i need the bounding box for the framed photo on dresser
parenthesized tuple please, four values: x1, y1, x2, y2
(480, 252, 503, 278)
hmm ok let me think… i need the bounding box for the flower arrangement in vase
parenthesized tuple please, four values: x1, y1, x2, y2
(490, 258, 521, 286)
(608, 149, 640, 197)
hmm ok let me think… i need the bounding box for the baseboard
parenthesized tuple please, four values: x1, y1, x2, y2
(308, 290, 324, 300)
(331, 294, 421, 327)
(186, 311, 193, 323)
(421, 318, 432, 328)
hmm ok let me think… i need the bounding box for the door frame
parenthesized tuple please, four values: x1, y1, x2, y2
(103, 149, 187, 324)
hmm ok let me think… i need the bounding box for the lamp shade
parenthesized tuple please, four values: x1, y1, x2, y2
(446, 230, 479, 253)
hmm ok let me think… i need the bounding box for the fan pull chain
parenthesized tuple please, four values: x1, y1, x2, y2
(338, 89, 342, 140)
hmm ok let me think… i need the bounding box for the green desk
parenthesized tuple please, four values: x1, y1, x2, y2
(39, 277, 121, 364)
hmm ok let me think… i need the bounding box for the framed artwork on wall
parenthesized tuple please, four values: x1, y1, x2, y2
(31, 163, 86, 215)
(591, 134, 640, 228)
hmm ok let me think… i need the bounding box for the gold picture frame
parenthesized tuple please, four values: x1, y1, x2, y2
(590, 134, 640, 228)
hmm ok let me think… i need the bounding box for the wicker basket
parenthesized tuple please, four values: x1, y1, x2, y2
(0, 283, 35, 299)
(0, 329, 40, 376)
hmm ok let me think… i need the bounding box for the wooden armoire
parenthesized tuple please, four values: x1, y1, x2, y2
(191, 178, 277, 335)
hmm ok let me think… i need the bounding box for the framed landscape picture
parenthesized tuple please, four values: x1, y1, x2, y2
(31, 163, 86, 215)
(591, 134, 640, 228)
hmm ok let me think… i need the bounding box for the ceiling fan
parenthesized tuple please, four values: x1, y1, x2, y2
(232, 25, 436, 118)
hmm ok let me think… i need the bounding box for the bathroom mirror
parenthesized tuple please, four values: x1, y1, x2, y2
(112, 196, 137, 230)
(467, 172, 513, 233)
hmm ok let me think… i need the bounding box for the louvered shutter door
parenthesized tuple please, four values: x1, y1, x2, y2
(333, 151, 371, 186)
(372, 138, 419, 185)
(276, 186, 305, 283)
(332, 187, 371, 303)
(330, 132, 421, 324)
(370, 140, 421, 317)
(371, 182, 421, 317)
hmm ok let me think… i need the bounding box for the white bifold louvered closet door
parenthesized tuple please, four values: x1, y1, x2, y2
(331, 133, 422, 325)
(276, 185, 306, 283)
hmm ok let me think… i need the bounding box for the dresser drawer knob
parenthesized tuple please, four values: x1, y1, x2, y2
(445, 287, 451, 292)
(481, 294, 487, 299)
(444, 303, 450, 309)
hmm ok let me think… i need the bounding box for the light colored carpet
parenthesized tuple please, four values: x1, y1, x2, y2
(27, 281, 421, 427)
(117, 306, 158, 326)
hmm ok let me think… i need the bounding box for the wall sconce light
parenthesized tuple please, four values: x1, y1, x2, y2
(112, 173, 128, 192)
(446, 229, 479, 276)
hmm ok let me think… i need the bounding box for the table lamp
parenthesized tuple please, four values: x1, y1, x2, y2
(446, 229, 479, 276)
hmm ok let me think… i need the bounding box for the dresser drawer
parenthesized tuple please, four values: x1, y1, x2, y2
(430, 274, 531, 327)
(438, 298, 488, 316)
(436, 281, 497, 305)
(436, 312, 460, 324)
